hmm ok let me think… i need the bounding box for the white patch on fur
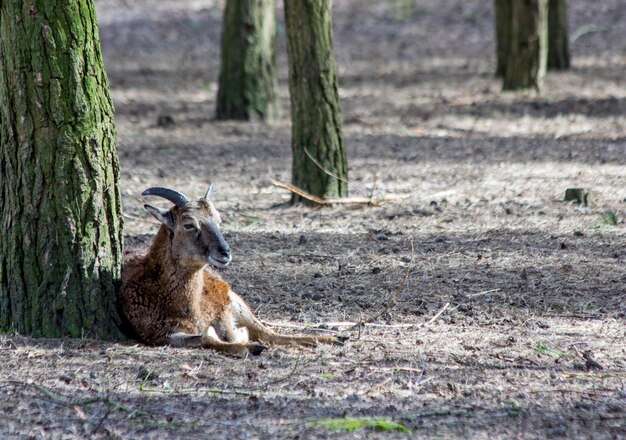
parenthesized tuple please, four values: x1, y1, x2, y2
(205, 326, 220, 340)
(231, 317, 249, 343)
(227, 291, 250, 343)
(229, 290, 246, 315)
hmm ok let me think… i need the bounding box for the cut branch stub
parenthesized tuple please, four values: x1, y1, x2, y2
(564, 188, 590, 207)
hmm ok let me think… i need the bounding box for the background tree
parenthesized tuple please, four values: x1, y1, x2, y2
(0, 0, 124, 339)
(502, 0, 549, 90)
(547, 0, 570, 70)
(284, 0, 347, 202)
(216, 0, 279, 121)
(494, 0, 512, 77)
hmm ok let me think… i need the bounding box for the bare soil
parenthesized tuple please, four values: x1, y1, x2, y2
(2, 0, 625, 438)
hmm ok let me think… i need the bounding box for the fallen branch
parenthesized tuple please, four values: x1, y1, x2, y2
(465, 288, 501, 298)
(562, 371, 626, 379)
(139, 385, 254, 397)
(423, 302, 450, 327)
(271, 179, 403, 206)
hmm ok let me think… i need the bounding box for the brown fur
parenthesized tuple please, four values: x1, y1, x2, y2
(119, 192, 341, 356)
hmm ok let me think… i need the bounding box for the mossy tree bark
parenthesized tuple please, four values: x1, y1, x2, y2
(284, 0, 347, 202)
(503, 0, 548, 91)
(0, 1, 124, 339)
(216, 0, 279, 121)
(494, 0, 512, 77)
(547, 0, 570, 70)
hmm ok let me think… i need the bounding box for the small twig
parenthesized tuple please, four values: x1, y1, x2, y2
(260, 355, 302, 388)
(562, 371, 626, 379)
(271, 179, 372, 205)
(123, 213, 158, 224)
(302, 147, 379, 198)
(571, 24, 609, 43)
(506, 388, 615, 398)
(368, 366, 423, 374)
(543, 313, 604, 320)
(368, 175, 378, 201)
(406, 409, 468, 419)
(599, 414, 626, 420)
(303, 147, 351, 185)
(92, 407, 113, 436)
(140, 385, 254, 397)
(465, 288, 501, 298)
(423, 303, 450, 327)
(260, 321, 337, 338)
(272, 321, 423, 329)
(271, 179, 403, 206)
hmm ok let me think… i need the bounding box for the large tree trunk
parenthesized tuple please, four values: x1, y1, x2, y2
(284, 0, 347, 202)
(503, 0, 548, 91)
(547, 0, 570, 70)
(494, 0, 512, 77)
(216, 0, 279, 121)
(0, 1, 124, 339)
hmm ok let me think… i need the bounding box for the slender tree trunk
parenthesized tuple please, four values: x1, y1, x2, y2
(284, 0, 347, 202)
(547, 0, 570, 70)
(503, 0, 548, 91)
(0, 1, 124, 339)
(216, 0, 279, 121)
(494, 0, 512, 77)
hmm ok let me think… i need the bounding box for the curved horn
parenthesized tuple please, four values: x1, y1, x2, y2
(142, 187, 190, 207)
(204, 182, 214, 200)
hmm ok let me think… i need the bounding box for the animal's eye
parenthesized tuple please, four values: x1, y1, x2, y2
(183, 224, 195, 230)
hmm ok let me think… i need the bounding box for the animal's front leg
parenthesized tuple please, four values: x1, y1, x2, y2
(228, 290, 344, 347)
(202, 326, 267, 357)
(165, 330, 265, 356)
(212, 309, 250, 344)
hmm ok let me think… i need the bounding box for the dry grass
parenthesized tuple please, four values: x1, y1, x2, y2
(1, 0, 625, 438)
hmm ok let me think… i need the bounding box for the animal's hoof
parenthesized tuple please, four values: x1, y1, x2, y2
(332, 335, 349, 346)
(249, 343, 268, 356)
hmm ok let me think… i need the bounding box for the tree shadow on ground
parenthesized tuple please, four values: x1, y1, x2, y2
(124, 229, 626, 322)
(346, 133, 625, 164)
(117, 135, 626, 194)
(1, 363, 623, 439)
(405, 96, 626, 120)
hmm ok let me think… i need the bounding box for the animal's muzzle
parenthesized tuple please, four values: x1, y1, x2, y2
(207, 222, 231, 267)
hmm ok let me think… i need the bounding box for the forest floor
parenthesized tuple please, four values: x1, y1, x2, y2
(2, 0, 625, 438)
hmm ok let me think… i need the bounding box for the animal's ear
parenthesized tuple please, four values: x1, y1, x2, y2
(144, 204, 174, 229)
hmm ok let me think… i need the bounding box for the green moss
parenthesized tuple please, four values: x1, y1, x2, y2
(308, 417, 409, 433)
(0, 0, 123, 340)
(284, 0, 348, 201)
(216, 0, 279, 121)
(599, 210, 618, 226)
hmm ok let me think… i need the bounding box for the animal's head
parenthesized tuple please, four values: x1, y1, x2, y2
(142, 185, 231, 269)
